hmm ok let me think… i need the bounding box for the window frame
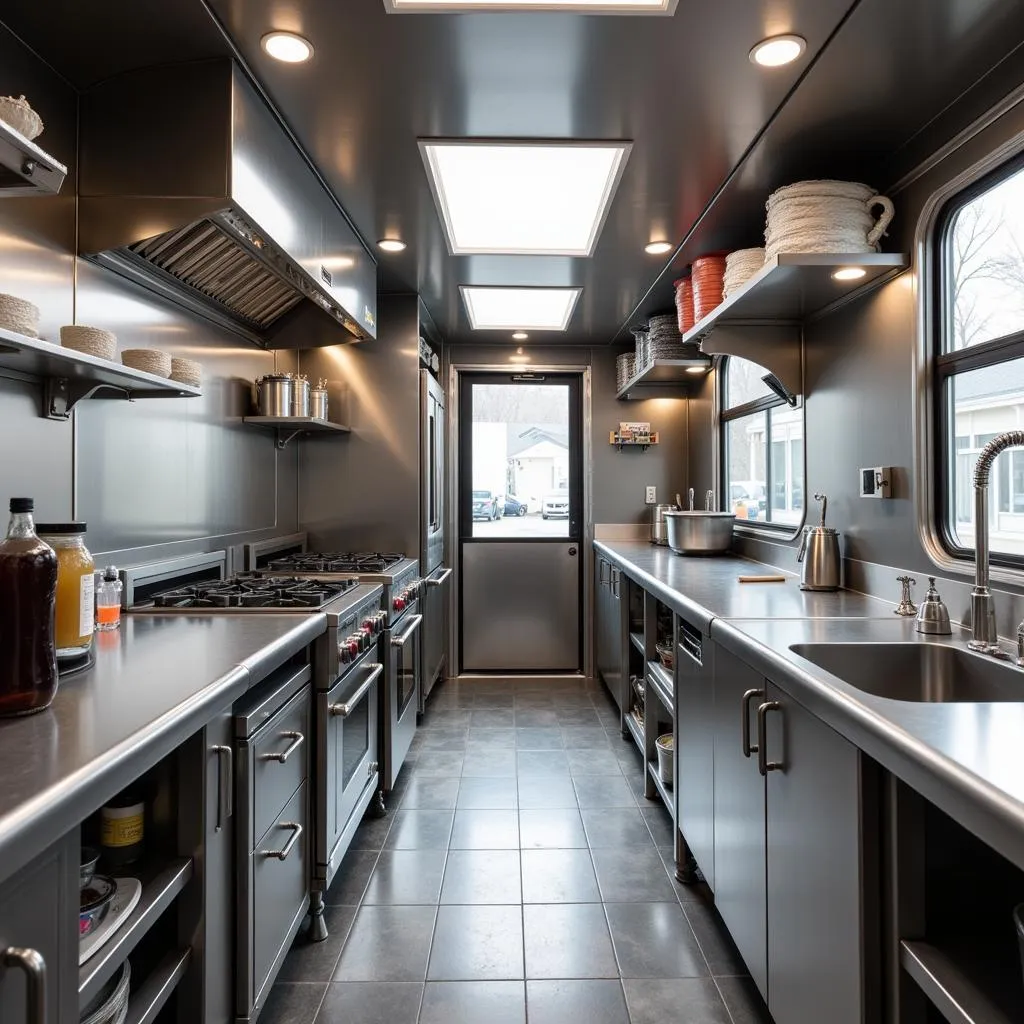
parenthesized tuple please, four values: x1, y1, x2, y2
(718, 356, 806, 537)
(932, 147, 1024, 570)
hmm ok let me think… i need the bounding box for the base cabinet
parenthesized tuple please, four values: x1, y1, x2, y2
(713, 646, 871, 1024)
(0, 831, 78, 1024)
(595, 556, 624, 710)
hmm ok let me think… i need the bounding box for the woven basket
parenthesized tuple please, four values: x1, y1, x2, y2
(672, 278, 694, 334)
(170, 357, 202, 389)
(0, 96, 43, 141)
(60, 325, 116, 361)
(121, 348, 172, 378)
(723, 248, 766, 298)
(0, 293, 40, 337)
(764, 180, 895, 262)
(616, 352, 636, 392)
(691, 255, 727, 322)
(647, 313, 688, 361)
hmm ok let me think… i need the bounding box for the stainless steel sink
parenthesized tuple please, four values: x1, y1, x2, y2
(789, 642, 1024, 702)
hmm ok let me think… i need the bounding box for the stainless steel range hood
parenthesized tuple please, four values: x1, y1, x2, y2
(79, 60, 377, 347)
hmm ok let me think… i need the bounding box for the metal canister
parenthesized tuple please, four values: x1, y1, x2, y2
(292, 374, 311, 417)
(651, 504, 677, 545)
(255, 373, 295, 417)
(310, 379, 329, 421)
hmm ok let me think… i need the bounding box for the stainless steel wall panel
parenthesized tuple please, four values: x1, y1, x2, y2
(462, 542, 580, 672)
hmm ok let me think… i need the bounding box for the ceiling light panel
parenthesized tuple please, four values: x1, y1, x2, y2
(387, 0, 676, 13)
(421, 141, 631, 256)
(461, 287, 581, 331)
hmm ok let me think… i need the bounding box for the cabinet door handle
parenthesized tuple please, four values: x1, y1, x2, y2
(612, 569, 621, 599)
(260, 731, 305, 764)
(262, 822, 302, 861)
(212, 744, 233, 832)
(741, 688, 764, 757)
(757, 701, 783, 776)
(599, 560, 608, 587)
(3, 947, 46, 1024)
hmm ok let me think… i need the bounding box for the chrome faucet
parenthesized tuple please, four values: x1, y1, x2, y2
(970, 431, 1024, 653)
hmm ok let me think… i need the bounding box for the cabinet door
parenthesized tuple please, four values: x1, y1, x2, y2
(764, 682, 864, 1024)
(677, 635, 714, 890)
(595, 557, 611, 687)
(712, 645, 767, 998)
(0, 831, 77, 1024)
(606, 568, 624, 710)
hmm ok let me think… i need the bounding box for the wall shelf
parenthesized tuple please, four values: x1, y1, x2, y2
(610, 431, 659, 451)
(691, 252, 908, 397)
(243, 415, 352, 450)
(616, 358, 712, 401)
(0, 120, 67, 196)
(0, 326, 202, 419)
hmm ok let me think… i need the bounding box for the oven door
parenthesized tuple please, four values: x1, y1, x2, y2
(318, 653, 381, 882)
(385, 602, 422, 792)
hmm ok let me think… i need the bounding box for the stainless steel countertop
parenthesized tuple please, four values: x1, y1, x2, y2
(594, 540, 895, 630)
(0, 612, 327, 879)
(595, 539, 1024, 873)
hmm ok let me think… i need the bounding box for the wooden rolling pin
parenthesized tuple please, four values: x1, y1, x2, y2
(737, 575, 787, 583)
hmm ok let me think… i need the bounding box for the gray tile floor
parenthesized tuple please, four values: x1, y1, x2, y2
(264, 678, 772, 1024)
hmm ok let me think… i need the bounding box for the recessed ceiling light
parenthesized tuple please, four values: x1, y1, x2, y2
(461, 287, 581, 331)
(832, 266, 867, 282)
(420, 140, 630, 256)
(378, 238, 407, 253)
(645, 241, 674, 255)
(512, 331, 529, 341)
(386, 0, 676, 12)
(261, 31, 314, 63)
(749, 34, 806, 67)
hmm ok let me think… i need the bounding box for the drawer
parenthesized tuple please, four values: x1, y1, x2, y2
(252, 781, 309, 1011)
(251, 686, 310, 847)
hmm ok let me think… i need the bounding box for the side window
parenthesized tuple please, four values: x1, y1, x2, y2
(720, 357, 804, 528)
(938, 160, 1024, 560)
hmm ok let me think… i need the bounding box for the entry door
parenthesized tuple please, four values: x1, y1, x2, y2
(459, 372, 583, 673)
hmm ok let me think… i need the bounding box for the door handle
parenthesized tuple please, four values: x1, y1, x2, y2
(330, 663, 384, 716)
(212, 744, 233, 832)
(260, 730, 305, 764)
(757, 701, 783, 776)
(426, 568, 453, 587)
(391, 614, 423, 648)
(599, 559, 608, 587)
(261, 821, 302, 861)
(740, 688, 764, 757)
(3, 948, 46, 1024)
(612, 568, 621, 599)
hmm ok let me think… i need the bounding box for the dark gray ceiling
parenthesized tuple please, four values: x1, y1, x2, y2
(3, 0, 1024, 347)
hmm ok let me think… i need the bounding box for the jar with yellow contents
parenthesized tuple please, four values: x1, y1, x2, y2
(36, 523, 95, 659)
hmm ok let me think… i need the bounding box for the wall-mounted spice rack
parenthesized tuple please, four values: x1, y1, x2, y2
(610, 430, 659, 451)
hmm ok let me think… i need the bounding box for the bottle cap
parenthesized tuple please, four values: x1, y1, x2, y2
(9, 497, 33, 513)
(103, 566, 119, 581)
(36, 522, 87, 535)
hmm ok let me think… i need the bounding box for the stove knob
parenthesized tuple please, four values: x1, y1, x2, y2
(393, 596, 405, 612)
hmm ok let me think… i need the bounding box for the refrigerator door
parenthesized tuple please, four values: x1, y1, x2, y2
(421, 369, 445, 574)
(421, 564, 451, 711)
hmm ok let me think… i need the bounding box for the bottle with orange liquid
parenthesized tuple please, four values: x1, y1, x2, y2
(95, 567, 122, 631)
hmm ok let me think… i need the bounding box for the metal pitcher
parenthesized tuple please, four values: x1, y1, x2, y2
(797, 493, 841, 592)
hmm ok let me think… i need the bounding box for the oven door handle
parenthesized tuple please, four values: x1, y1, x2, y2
(426, 568, 453, 587)
(329, 662, 384, 717)
(391, 614, 423, 648)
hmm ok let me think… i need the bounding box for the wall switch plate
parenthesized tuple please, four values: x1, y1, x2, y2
(860, 467, 892, 498)
(645, 486, 657, 504)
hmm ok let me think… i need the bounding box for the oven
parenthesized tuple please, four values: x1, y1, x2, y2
(385, 595, 422, 792)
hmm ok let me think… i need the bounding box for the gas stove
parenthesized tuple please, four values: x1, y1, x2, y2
(266, 552, 405, 575)
(142, 573, 360, 612)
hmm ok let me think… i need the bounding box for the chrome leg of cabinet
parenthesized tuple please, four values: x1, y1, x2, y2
(308, 891, 329, 943)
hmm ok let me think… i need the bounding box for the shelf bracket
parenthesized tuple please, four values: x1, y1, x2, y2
(276, 429, 305, 450)
(44, 378, 133, 420)
(699, 323, 802, 398)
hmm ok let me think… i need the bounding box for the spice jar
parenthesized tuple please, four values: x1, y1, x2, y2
(101, 783, 146, 869)
(95, 567, 122, 632)
(36, 523, 95, 659)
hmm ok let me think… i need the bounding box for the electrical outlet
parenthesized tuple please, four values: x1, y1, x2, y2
(860, 467, 892, 498)
(645, 486, 657, 504)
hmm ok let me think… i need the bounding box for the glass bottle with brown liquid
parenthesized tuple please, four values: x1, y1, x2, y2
(0, 498, 58, 716)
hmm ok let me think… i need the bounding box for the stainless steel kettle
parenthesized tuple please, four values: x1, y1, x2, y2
(797, 493, 841, 592)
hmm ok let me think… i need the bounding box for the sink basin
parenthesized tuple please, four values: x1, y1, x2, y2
(789, 643, 1024, 702)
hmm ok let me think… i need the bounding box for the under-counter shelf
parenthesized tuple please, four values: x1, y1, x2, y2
(0, 118, 67, 196)
(624, 708, 644, 750)
(124, 948, 192, 1024)
(646, 762, 673, 815)
(630, 631, 645, 656)
(0, 326, 202, 419)
(243, 415, 352, 450)
(79, 857, 193, 1007)
(646, 660, 674, 712)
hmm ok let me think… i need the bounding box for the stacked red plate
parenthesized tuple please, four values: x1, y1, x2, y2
(672, 278, 694, 335)
(691, 255, 727, 323)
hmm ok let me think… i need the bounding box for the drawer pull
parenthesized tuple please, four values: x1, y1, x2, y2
(330, 663, 384, 717)
(3, 947, 46, 1024)
(262, 822, 302, 861)
(741, 688, 764, 758)
(260, 731, 305, 764)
